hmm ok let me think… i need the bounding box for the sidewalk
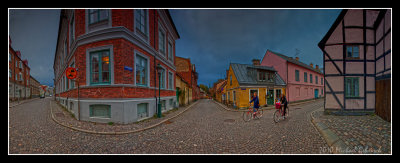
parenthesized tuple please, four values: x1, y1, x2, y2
(311, 107, 391, 154)
(50, 99, 200, 135)
(9, 97, 40, 108)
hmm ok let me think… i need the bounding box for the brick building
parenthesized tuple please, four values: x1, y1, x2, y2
(9, 39, 31, 101)
(318, 9, 391, 121)
(53, 9, 180, 124)
(30, 75, 41, 98)
(175, 56, 199, 103)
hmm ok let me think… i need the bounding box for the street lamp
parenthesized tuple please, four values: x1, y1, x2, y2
(156, 63, 164, 118)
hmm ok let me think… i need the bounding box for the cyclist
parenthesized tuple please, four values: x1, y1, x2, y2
(249, 92, 260, 118)
(281, 94, 288, 119)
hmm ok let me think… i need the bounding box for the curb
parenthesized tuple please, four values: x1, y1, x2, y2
(212, 98, 323, 112)
(50, 99, 200, 135)
(310, 108, 348, 154)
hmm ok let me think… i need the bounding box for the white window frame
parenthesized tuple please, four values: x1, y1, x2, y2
(158, 22, 167, 58)
(168, 70, 174, 90)
(134, 9, 150, 44)
(167, 37, 174, 63)
(134, 50, 150, 87)
(137, 103, 149, 120)
(249, 89, 259, 102)
(158, 64, 166, 89)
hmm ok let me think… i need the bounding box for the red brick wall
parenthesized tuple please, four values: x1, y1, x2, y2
(112, 9, 134, 32)
(75, 9, 86, 38)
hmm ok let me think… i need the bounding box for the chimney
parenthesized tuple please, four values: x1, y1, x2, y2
(315, 65, 319, 70)
(252, 59, 260, 66)
(23, 60, 28, 66)
(310, 63, 313, 68)
(16, 51, 21, 58)
(295, 57, 299, 61)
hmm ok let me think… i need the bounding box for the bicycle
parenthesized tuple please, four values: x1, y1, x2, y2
(242, 105, 263, 122)
(273, 103, 289, 123)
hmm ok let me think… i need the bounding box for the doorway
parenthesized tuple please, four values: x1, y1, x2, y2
(314, 89, 319, 99)
(267, 89, 274, 105)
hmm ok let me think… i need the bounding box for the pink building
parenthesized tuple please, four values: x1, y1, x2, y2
(261, 49, 324, 103)
(318, 9, 391, 121)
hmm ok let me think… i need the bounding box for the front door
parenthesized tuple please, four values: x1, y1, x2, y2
(267, 89, 274, 105)
(314, 89, 319, 99)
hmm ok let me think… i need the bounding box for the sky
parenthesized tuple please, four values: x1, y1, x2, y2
(8, 9, 341, 87)
(9, 9, 60, 87)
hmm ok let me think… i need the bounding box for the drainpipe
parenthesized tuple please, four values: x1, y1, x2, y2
(153, 10, 157, 115)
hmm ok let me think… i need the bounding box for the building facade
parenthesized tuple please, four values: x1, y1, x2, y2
(30, 76, 41, 98)
(261, 50, 324, 103)
(318, 9, 391, 121)
(225, 60, 286, 109)
(175, 56, 199, 103)
(9, 42, 31, 101)
(175, 72, 191, 106)
(53, 9, 180, 124)
(214, 79, 227, 103)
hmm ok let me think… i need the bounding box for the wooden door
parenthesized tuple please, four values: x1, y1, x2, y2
(375, 79, 391, 122)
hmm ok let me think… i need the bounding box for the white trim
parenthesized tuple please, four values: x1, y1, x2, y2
(157, 64, 167, 89)
(133, 9, 150, 45)
(158, 21, 167, 59)
(85, 9, 112, 34)
(167, 70, 174, 90)
(134, 50, 151, 87)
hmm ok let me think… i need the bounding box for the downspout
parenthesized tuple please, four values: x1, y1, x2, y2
(154, 10, 157, 114)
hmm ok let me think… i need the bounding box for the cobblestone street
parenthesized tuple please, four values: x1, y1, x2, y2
(9, 98, 330, 154)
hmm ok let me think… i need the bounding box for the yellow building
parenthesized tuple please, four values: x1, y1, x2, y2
(176, 73, 192, 106)
(225, 60, 286, 109)
(215, 80, 227, 103)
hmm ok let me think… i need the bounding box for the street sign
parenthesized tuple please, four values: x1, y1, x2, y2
(124, 66, 133, 72)
(66, 67, 77, 79)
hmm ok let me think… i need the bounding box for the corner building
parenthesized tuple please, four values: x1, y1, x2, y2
(54, 9, 180, 124)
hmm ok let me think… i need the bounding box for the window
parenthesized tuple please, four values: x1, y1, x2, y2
(90, 50, 110, 85)
(70, 13, 75, 46)
(346, 46, 359, 58)
(135, 9, 147, 36)
(169, 99, 174, 108)
(258, 71, 266, 81)
(158, 28, 166, 55)
(19, 73, 22, 81)
(16, 60, 18, 68)
(233, 91, 236, 102)
(136, 54, 148, 86)
(161, 100, 166, 111)
(295, 70, 299, 81)
(321, 78, 323, 85)
(267, 73, 273, 82)
(316, 76, 318, 84)
(9, 69, 12, 78)
(310, 74, 313, 83)
(227, 92, 230, 101)
(304, 72, 307, 82)
(168, 72, 173, 90)
(89, 104, 111, 118)
(230, 75, 232, 86)
(159, 68, 165, 89)
(89, 9, 109, 24)
(19, 61, 22, 69)
(137, 103, 148, 119)
(70, 62, 75, 88)
(345, 77, 359, 97)
(168, 41, 173, 62)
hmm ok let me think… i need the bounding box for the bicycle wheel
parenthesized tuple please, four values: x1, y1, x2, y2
(256, 109, 263, 118)
(273, 110, 281, 123)
(243, 111, 252, 122)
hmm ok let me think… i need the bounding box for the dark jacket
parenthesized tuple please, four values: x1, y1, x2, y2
(250, 96, 260, 108)
(281, 96, 288, 107)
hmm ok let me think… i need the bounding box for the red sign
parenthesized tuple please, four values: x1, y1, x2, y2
(66, 67, 77, 79)
(40, 85, 47, 91)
